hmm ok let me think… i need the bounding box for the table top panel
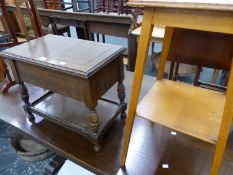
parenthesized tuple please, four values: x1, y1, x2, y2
(128, 0, 233, 11)
(1, 34, 125, 78)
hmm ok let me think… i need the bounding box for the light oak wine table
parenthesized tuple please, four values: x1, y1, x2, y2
(121, 1, 233, 175)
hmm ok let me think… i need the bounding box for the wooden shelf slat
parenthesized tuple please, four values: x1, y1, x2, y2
(131, 26, 165, 43)
(137, 79, 226, 144)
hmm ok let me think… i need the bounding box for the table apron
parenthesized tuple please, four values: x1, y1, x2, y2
(11, 59, 122, 105)
(152, 7, 233, 34)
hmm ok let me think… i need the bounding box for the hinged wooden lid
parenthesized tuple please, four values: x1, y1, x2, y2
(1, 34, 125, 78)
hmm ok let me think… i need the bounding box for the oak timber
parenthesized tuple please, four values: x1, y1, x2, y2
(137, 79, 226, 144)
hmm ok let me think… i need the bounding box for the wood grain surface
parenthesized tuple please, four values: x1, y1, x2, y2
(137, 79, 226, 144)
(128, 0, 233, 11)
(1, 71, 233, 175)
(0, 35, 125, 78)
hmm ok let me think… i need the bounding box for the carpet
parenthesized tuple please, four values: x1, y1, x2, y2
(0, 121, 54, 175)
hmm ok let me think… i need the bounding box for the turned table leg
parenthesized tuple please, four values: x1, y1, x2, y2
(118, 81, 126, 120)
(93, 141, 102, 152)
(89, 108, 99, 132)
(87, 102, 102, 152)
(118, 54, 127, 120)
(20, 82, 35, 121)
(86, 101, 99, 131)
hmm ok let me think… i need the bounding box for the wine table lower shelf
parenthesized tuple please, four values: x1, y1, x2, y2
(137, 79, 226, 144)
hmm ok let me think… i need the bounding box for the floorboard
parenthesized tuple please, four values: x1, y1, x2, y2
(0, 70, 233, 175)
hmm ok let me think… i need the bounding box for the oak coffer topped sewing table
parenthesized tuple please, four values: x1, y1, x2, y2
(0, 34, 127, 151)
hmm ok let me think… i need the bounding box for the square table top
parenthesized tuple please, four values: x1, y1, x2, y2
(128, 0, 233, 11)
(0, 34, 125, 78)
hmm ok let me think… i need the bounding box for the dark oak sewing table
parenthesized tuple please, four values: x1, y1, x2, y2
(0, 34, 127, 151)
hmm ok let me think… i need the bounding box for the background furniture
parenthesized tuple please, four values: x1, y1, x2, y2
(167, 28, 232, 90)
(14, 0, 43, 39)
(43, 0, 94, 12)
(131, 26, 228, 90)
(0, 0, 19, 94)
(0, 0, 18, 46)
(0, 0, 43, 94)
(120, 1, 233, 175)
(95, 0, 143, 15)
(43, 0, 65, 10)
(95, 0, 124, 14)
(42, 0, 71, 36)
(131, 25, 164, 67)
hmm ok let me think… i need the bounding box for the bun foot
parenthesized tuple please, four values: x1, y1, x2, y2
(94, 144, 102, 152)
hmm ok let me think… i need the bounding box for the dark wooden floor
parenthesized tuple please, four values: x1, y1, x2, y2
(0, 71, 233, 175)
